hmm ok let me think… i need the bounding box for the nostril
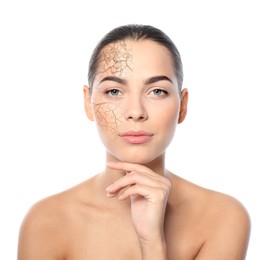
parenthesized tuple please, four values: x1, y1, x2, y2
(127, 114, 145, 120)
(126, 110, 148, 121)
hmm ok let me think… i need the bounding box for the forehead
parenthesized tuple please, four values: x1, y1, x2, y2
(96, 39, 174, 81)
(97, 40, 133, 78)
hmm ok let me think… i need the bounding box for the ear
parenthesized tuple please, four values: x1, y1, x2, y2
(83, 85, 94, 121)
(178, 88, 188, 124)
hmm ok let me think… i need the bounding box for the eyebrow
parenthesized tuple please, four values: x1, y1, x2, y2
(145, 75, 173, 85)
(98, 76, 127, 86)
(98, 75, 173, 86)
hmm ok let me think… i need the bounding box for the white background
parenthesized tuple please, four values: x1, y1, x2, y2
(0, 0, 268, 259)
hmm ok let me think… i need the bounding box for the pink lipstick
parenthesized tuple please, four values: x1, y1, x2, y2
(119, 130, 153, 144)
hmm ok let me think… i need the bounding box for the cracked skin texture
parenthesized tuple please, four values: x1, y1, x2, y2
(91, 40, 133, 135)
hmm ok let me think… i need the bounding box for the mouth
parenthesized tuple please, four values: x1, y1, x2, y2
(119, 130, 154, 144)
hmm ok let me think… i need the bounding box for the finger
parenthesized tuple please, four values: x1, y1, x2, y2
(107, 161, 155, 176)
(118, 184, 155, 200)
(118, 185, 168, 203)
(106, 191, 118, 198)
(106, 171, 162, 194)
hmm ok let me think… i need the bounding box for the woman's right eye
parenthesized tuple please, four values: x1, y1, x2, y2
(105, 89, 122, 96)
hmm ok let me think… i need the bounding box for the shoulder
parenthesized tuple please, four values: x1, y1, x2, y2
(197, 190, 251, 259)
(198, 183, 251, 238)
(18, 192, 71, 259)
(20, 189, 73, 228)
(190, 179, 250, 258)
(19, 177, 97, 233)
(169, 174, 251, 259)
(170, 173, 250, 227)
(18, 176, 98, 259)
(203, 189, 251, 238)
(190, 176, 250, 238)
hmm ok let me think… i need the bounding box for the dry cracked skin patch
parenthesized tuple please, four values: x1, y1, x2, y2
(93, 101, 125, 135)
(92, 41, 133, 135)
(97, 41, 133, 78)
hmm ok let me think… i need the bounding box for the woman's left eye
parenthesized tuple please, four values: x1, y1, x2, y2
(149, 89, 168, 96)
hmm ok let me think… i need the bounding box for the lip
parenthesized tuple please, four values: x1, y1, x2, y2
(119, 130, 154, 144)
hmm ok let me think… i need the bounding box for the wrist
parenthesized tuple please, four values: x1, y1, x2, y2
(139, 237, 168, 260)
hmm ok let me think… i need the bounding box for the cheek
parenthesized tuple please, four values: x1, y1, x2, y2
(92, 102, 125, 134)
(153, 100, 180, 126)
(152, 101, 180, 146)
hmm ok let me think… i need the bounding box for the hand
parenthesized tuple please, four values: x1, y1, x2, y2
(106, 161, 171, 244)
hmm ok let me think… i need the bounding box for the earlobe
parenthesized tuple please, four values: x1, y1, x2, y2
(178, 88, 188, 124)
(83, 85, 94, 121)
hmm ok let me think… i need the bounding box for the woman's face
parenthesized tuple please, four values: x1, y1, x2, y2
(87, 39, 185, 164)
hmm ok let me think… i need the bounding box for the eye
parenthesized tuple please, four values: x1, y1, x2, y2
(149, 89, 168, 96)
(105, 89, 122, 96)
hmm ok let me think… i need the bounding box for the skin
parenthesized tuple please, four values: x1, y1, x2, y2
(18, 39, 250, 259)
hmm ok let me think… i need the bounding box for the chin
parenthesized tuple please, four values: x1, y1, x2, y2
(121, 157, 153, 165)
(108, 148, 165, 166)
(117, 155, 153, 165)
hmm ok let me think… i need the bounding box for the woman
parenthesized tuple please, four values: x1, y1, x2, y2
(18, 24, 250, 259)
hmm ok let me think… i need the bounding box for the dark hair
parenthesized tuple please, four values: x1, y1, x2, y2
(88, 24, 183, 90)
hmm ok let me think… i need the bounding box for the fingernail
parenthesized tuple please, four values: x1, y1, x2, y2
(106, 192, 113, 197)
(107, 161, 115, 166)
(106, 185, 112, 191)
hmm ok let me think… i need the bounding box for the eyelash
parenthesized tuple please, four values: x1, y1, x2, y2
(149, 89, 168, 96)
(105, 89, 122, 96)
(104, 88, 168, 97)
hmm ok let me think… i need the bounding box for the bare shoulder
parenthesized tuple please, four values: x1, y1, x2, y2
(197, 186, 251, 259)
(18, 193, 66, 259)
(201, 185, 251, 243)
(18, 176, 98, 260)
(169, 174, 251, 259)
(170, 173, 250, 226)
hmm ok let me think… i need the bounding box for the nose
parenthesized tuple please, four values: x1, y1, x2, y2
(124, 96, 148, 121)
